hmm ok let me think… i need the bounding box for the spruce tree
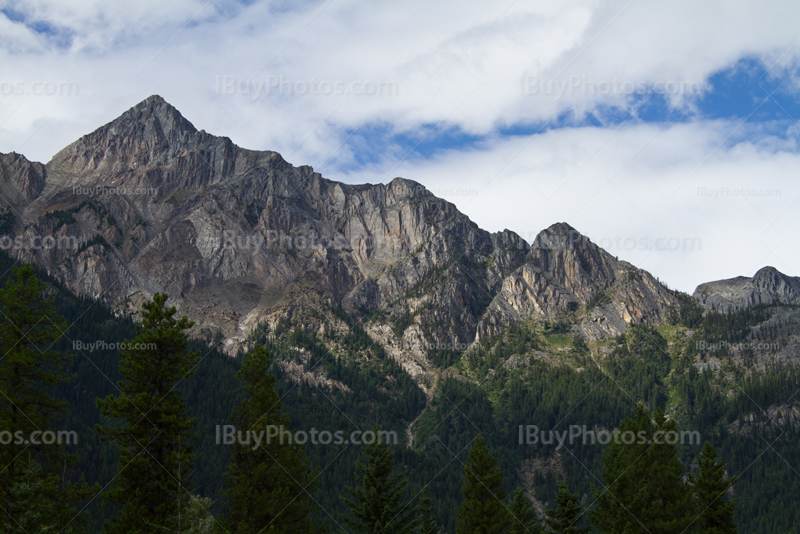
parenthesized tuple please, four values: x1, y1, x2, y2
(0, 266, 94, 533)
(590, 405, 693, 534)
(96, 293, 201, 534)
(688, 442, 737, 534)
(418, 486, 440, 534)
(455, 436, 510, 534)
(543, 482, 588, 534)
(182, 495, 217, 534)
(222, 344, 320, 533)
(509, 486, 542, 534)
(340, 428, 418, 534)
(6, 456, 57, 534)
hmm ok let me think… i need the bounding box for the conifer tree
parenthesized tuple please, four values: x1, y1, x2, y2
(182, 495, 217, 534)
(688, 442, 737, 534)
(0, 266, 94, 533)
(6, 456, 57, 534)
(222, 344, 320, 533)
(590, 405, 693, 534)
(543, 482, 588, 534)
(340, 428, 418, 534)
(96, 293, 201, 534)
(455, 436, 510, 534)
(418, 486, 440, 534)
(509, 486, 542, 534)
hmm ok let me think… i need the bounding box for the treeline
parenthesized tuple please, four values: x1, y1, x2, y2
(0, 251, 797, 533)
(0, 265, 739, 533)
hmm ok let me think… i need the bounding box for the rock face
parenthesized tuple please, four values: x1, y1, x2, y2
(1, 95, 680, 365)
(693, 267, 800, 312)
(477, 223, 677, 341)
(0, 152, 46, 204)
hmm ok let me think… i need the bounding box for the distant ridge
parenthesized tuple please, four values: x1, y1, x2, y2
(693, 266, 800, 312)
(0, 95, 794, 384)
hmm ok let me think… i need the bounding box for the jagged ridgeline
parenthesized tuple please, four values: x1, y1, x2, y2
(0, 96, 799, 533)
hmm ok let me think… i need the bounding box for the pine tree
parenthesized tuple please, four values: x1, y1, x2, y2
(340, 428, 418, 534)
(222, 344, 320, 533)
(96, 293, 201, 534)
(509, 486, 542, 534)
(590, 405, 694, 534)
(543, 482, 588, 534)
(182, 495, 217, 534)
(6, 456, 57, 534)
(688, 442, 737, 534)
(418, 486, 440, 534)
(455, 436, 510, 534)
(0, 266, 95, 533)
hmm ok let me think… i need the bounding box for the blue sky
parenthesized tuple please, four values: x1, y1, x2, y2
(337, 56, 800, 171)
(0, 0, 798, 292)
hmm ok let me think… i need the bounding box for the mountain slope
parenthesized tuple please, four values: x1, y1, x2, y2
(694, 266, 800, 312)
(0, 96, 677, 384)
(1, 97, 799, 534)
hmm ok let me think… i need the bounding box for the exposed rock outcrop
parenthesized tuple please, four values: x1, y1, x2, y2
(0, 151, 46, 205)
(477, 222, 677, 341)
(0, 95, 687, 379)
(693, 266, 800, 312)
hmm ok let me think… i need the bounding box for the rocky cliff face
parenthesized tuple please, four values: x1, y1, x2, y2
(476, 222, 677, 342)
(0, 151, 46, 204)
(693, 266, 800, 312)
(1, 95, 683, 382)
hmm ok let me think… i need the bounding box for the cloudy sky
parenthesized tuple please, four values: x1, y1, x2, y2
(1, 0, 798, 292)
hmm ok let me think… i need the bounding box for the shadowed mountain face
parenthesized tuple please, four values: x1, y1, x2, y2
(0, 96, 678, 374)
(693, 267, 800, 312)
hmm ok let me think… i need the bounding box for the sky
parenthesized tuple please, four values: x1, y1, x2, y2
(0, 0, 798, 293)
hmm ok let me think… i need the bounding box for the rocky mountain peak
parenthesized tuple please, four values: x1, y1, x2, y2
(535, 221, 581, 242)
(472, 221, 676, 342)
(754, 266, 785, 284)
(0, 151, 47, 205)
(1, 96, 685, 383)
(115, 94, 199, 138)
(529, 222, 618, 296)
(44, 95, 239, 192)
(694, 266, 800, 312)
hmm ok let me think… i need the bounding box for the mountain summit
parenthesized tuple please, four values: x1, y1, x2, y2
(0, 95, 735, 382)
(694, 266, 800, 312)
(46, 94, 257, 193)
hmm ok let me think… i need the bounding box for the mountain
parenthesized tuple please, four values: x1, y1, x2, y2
(1, 95, 677, 385)
(694, 266, 800, 312)
(3, 96, 800, 534)
(0, 150, 46, 203)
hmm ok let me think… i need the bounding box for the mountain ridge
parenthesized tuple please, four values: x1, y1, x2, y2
(693, 266, 800, 312)
(0, 95, 794, 387)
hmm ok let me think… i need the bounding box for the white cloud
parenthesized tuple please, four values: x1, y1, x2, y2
(336, 120, 799, 292)
(0, 0, 799, 289)
(2, 0, 800, 161)
(0, 0, 219, 51)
